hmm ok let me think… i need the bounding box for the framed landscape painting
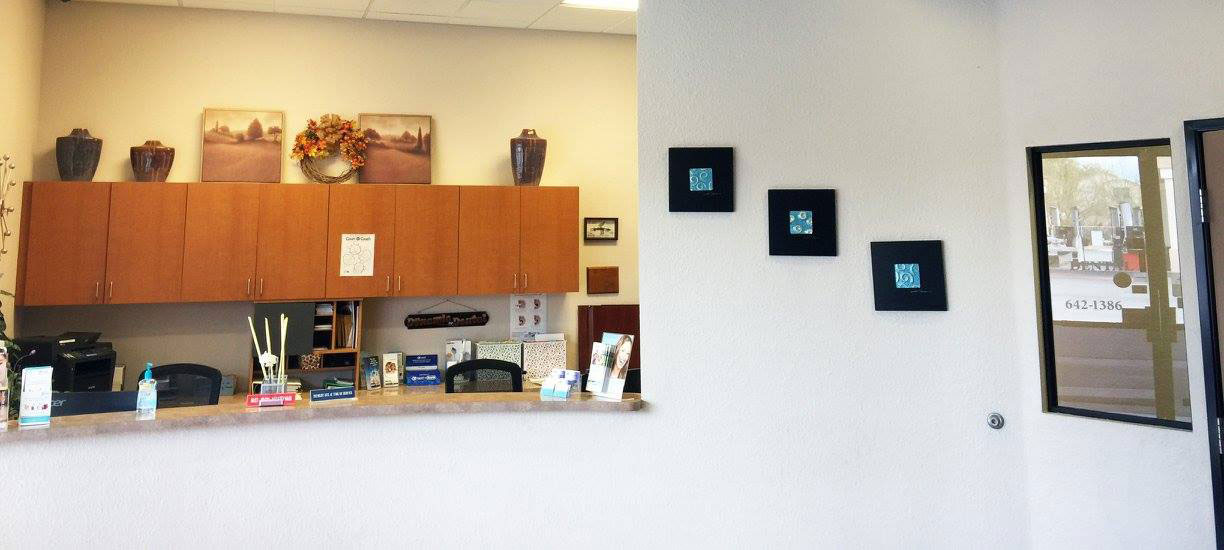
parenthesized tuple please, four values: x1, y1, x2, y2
(359, 114, 432, 184)
(201, 108, 284, 182)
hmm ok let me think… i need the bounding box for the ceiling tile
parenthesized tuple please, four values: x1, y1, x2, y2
(455, 0, 558, 23)
(366, 11, 450, 22)
(603, 12, 634, 34)
(77, 0, 181, 6)
(181, 0, 274, 10)
(446, 16, 532, 29)
(368, 0, 465, 16)
(274, 5, 367, 17)
(277, 0, 370, 9)
(529, 5, 630, 33)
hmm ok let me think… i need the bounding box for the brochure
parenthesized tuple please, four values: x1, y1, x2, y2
(18, 366, 53, 428)
(593, 333, 634, 401)
(381, 352, 402, 387)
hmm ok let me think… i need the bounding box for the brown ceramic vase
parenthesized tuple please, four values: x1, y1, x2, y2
(510, 129, 546, 186)
(130, 140, 175, 182)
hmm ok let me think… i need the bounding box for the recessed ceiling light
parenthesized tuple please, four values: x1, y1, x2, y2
(561, 0, 638, 12)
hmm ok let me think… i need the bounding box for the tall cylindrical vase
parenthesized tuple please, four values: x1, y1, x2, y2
(55, 128, 102, 181)
(510, 129, 547, 186)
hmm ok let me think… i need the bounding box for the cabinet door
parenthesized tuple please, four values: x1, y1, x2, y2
(255, 184, 329, 300)
(520, 187, 579, 293)
(106, 182, 188, 304)
(325, 184, 396, 298)
(181, 183, 260, 302)
(395, 185, 459, 296)
(22, 182, 111, 306)
(457, 186, 520, 295)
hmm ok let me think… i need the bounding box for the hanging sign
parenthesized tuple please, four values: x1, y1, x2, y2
(403, 311, 489, 330)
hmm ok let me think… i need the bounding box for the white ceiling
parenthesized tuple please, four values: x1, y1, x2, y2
(74, 0, 637, 35)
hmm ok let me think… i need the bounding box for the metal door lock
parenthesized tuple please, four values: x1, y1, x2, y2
(987, 412, 1005, 430)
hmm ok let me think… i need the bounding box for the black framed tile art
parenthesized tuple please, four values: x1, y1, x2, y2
(767, 189, 837, 256)
(870, 240, 947, 311)
(669, 147, 734, 212)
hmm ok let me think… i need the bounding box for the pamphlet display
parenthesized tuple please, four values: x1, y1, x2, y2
(18, 366, 53, 428)
(381, 352, 402, 387)
(585, 333, 634, 401)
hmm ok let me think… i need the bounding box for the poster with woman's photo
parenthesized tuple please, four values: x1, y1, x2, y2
(587, 332, 634, 401)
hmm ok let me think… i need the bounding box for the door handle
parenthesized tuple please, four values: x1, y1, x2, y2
(513, 273, 518, 292)
(107, 281, 113, 300)
(385, 275, 391, 294)
(396, 275, 402, 292)
(523, 272, 527, 291)
(258, 278, 264, 297)
(246, 278, 252, 296)
(94, 282, 100, 301)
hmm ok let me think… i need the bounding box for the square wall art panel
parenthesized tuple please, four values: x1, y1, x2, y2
(870, 240, 947, 311)
(768, 189, 836, 256)
(669, 147, 734, 212)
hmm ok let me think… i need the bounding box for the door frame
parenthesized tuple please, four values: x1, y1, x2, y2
(1184, 117, 1224, 545)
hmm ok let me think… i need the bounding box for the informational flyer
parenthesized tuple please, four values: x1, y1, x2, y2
(510, 294, 547, 338)
(18, 366, 53, 429)
(339, 234, 375, 277)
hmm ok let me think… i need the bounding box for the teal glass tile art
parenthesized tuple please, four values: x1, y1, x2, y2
(789, 210, 813, 234)
(689, 167, 714, 191)
(894, 263, 920, 289)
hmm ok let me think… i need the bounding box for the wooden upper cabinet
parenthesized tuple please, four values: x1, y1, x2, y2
(457, 186, 521, 295)
(325, 184, 396, 298)
(105, 182, 188, 304)
(394, 185, 459, 296)
(181, 183, 260, 302)
(22, 182, 111, 306)
(256, 184, 329, 300)
(520, 187, 579, 293)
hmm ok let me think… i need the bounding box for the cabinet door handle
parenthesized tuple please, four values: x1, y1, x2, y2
(513, 273, 518, 292)
(258, 278, 264, 297)
(523, 272, 527, 291)
(107, 281, 113, 300)
(246, 278, 252, 296)
(396, 275, 402, 292)
(94, 282, 100, 301)
(385, 275, 391, 294)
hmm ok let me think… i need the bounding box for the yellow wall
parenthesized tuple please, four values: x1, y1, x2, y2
(0, 0, 44, 331)
(20, 2, 637, 386)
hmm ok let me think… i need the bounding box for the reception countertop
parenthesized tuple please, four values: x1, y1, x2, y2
(0, 386, 643, 442)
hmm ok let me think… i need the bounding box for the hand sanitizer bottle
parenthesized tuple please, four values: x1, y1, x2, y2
(136, 362, 157, 420)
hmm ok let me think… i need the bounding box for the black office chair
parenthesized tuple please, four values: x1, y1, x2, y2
(445, 359, 523, 393)
(151, 363, 222, 407)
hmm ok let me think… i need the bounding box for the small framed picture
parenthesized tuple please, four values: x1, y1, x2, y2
(584, 217, 619, 241)
(768, 189, 837, 256)
(669, 147, 734, 212)
(870, 240, 948, 311)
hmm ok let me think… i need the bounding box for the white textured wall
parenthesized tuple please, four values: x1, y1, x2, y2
(998, 1, 1219, 547)
(636, 1, 1032, 546)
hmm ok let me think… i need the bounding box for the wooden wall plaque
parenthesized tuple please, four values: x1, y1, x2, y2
(586, 266, 619, 295)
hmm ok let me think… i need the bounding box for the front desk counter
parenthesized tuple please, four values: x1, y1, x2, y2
(0, 385, 644, 442)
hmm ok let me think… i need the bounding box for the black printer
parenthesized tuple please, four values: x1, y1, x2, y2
(15, 332, 117, 392)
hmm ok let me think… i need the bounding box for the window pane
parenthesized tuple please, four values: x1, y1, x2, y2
(1034, 141, 1190, 426)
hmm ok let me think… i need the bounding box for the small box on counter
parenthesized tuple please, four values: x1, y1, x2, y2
(404, 354, 441, 386)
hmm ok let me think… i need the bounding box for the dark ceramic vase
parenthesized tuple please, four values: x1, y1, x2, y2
(130, 140, 175, 182)
(511, 129, 547, 186)
(55, 128, 102, 181)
